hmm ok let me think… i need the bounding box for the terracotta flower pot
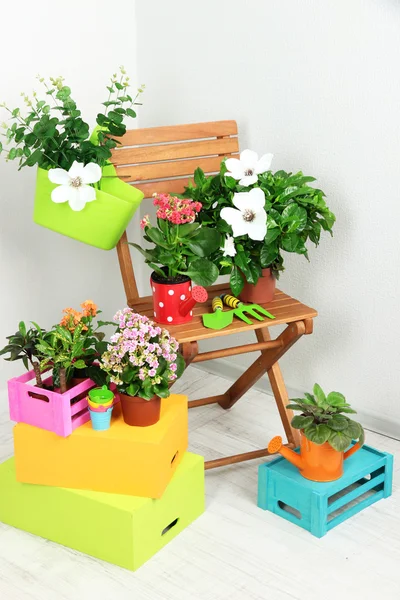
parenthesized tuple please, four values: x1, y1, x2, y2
(150, 272, 208, 325)
(238, 268, 276, 304)
(119, 393, 161, 427)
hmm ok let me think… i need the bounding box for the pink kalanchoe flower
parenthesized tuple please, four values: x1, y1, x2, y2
(140, 214, 150, 229)
(152, 193, 202, 225)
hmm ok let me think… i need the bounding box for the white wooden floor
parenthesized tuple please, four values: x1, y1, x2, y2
(0, 367, 399, 600)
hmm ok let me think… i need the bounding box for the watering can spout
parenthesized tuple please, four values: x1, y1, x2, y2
(268, 436, 304, 471)
(179, 286, 208, 316)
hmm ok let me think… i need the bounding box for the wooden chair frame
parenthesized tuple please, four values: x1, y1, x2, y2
(112, 121, 317, 469)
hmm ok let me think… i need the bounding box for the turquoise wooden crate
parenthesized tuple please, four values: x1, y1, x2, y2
(258, 444, 393, 537)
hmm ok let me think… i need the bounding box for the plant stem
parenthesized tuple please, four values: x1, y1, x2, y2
(59, 367, 67, 394)
(32, 361, 43, 388)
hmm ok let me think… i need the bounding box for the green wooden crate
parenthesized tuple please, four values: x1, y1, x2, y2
(0, 452, 204, 571)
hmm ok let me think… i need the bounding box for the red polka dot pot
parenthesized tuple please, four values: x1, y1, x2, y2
(150, 273, 208, 325)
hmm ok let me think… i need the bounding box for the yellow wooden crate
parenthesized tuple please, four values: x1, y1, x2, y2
(14, 394, 188, 498)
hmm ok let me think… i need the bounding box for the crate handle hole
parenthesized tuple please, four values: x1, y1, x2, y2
(171, 451, 179, 465)
(161, 518, 179, 536)
(28, 391, 50, 403)
(278, 501, 302, 520)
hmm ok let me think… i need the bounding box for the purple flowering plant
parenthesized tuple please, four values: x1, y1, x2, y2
(100, 309, 185, 400)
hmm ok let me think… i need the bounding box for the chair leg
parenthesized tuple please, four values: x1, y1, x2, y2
(181, 341, 198, 366)
(219, 321, 305, 412)
(256, 328, 301, 447)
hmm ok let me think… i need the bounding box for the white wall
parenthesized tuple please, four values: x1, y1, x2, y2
(0, 0, 141, 387)
(136, 0, 400, 435)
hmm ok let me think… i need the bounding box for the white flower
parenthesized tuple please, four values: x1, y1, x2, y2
(225, 149, 273, 186)
(220, 188, 267, 241)
(222, 234, 237, 257)
(48, 161, 102, 212)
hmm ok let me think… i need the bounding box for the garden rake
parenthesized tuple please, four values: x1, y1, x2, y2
(221, 294, 275, 324)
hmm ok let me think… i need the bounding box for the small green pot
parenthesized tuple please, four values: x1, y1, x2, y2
(33, 163, 144, 250)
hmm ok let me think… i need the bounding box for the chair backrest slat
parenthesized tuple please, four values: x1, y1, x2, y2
(112, 119, 239, 198)
(116, 119, 238, 146)
(111, 120, 239, 304)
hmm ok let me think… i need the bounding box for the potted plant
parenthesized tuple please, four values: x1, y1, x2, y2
(130, 193, 221, 324)
(0, 67, 145, 250)
(36, 300, 109, 393)
(182, 150, 336, 303)
(100, 309, 185, 426)
(267, 384, 365, 482)
(1, 301, 111, 437)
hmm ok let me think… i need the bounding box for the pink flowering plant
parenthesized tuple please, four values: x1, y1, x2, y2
(130, 193, 221, 286)
(100, 309, 185, 400)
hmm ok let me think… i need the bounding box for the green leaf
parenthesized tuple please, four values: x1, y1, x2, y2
(108, 110, 123, 124)
(281, 233, 305, 253)
(146, 227, 169, 249)
(329, 431, 352, 452)
(73, 359, 86, 369)
(264, 227, 280, 245)
(18, 321, 27, 337)
(177, 222, 200, 238)
(126, 383, 139, 397)
(174, 354, 185, 379)
(291, 415, 314, 429)
(337, 407, 357, 414)
(286, 403, 306, 411)
(260, 242, 278, 268)
(313, 383, 326, 406)
(343, 419, 362, 440)
(281, 203, 307, 232)
(326, 391, 346, 407)
(187, 228, 221, 257)
(329, 414, 350, 431)
(306, 423, 331, 444)
(126, 108, 136, 118)
(303, 393, 317, 405)
(154, 382, 170, 398)
(184, 259, 219, 286)
(230, 266, 244, 296)
(194, 167, 206, 187)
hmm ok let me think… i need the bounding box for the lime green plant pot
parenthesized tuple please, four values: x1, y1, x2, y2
(33, 164, 144, 250)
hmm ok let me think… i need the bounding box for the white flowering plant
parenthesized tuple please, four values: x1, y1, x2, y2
(0, 67, 144, 212)
(100, 309, 185, 400)
(183, 150, 335, 296)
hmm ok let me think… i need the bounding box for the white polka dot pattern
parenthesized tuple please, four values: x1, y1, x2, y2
(159, 301, 164, 307)
(167, 316, 173, 322)
(168, 289, 174, 296)
(180, 294, 186, 300)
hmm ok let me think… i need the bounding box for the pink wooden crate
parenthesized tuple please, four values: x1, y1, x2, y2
(8, 369, 98, 437)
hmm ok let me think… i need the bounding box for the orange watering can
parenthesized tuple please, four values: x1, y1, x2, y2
(268, 434, 362, 482)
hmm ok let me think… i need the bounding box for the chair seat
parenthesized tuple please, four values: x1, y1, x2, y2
(131, 284, 317, 344)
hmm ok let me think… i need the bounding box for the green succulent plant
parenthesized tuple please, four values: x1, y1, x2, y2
(287, 384, 365, 452)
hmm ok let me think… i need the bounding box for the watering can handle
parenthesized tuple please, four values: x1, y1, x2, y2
(344, 442, 361, 460)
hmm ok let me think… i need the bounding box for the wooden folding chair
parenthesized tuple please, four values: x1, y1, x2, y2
(111, 120, 317, 469)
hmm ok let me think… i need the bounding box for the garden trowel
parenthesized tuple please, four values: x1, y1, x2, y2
(221, 294, 275, 324)
(202, 297, 234, 330)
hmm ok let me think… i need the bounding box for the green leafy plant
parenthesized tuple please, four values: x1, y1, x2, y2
(182, 158, 335, 295)
(35, 301, 109, 393)
(287, 384, 365, 452)
(130, 193, 221, 286)
(0, 321, 46, 387)
(0, 66, 144, 171)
